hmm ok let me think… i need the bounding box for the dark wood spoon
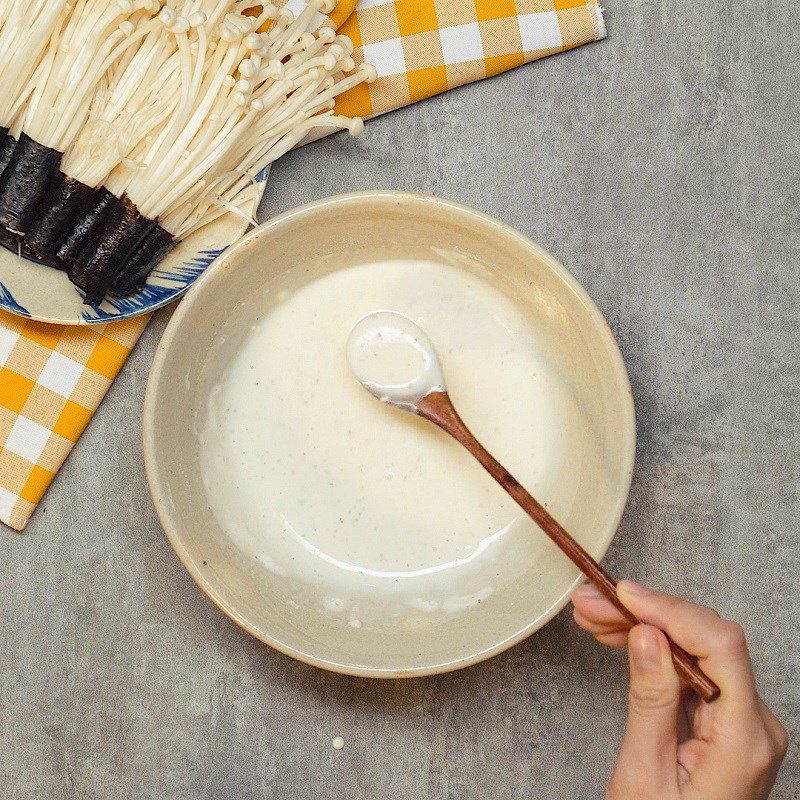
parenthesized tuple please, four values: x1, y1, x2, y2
(348, 311, 720, 702)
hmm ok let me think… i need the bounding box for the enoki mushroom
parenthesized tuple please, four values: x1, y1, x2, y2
(0, 0, 374, 304)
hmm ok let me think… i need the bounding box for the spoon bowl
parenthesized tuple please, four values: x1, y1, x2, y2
(346, 311, 445, 408)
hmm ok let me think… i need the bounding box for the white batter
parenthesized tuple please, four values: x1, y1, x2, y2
(199, 259, 603, 617)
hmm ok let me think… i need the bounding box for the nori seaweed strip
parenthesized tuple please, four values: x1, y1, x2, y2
(110, 223, 175, 295)
(55, 186, 115, 267)
(0, 223, 63, 269)
(70, 195, 155, 304)
(26, 173, 99, 260)
(0, 129, 15, 176)
(0, 223, 20, 255)
(0, 133, 62, 234)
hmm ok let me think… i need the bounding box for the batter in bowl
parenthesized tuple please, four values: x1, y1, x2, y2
(198, 258, 610, 621)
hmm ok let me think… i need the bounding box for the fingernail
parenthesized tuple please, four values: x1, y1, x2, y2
(620, 580, 651, 596)
(574, 581, 603, 598)
(631, 627, 662, 672)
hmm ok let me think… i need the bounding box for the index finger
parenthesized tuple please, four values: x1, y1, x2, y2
(617, 581, 759, 714)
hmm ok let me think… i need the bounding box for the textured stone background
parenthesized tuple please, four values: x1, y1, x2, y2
(2, 1, 798, 797)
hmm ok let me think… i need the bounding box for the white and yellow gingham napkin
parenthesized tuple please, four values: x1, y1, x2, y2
(337, 0, 605, 117)
(0, 0, 605, 531)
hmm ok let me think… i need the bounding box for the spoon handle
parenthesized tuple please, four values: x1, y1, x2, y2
(417, 391, 720, 703)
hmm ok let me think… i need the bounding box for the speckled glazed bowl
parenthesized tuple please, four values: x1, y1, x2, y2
(143, 192, 636, 677)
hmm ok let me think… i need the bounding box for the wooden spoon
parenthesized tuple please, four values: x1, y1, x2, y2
(347, 311, 720, 702)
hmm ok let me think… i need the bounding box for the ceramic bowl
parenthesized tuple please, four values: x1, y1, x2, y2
(143, 192, 636, 677)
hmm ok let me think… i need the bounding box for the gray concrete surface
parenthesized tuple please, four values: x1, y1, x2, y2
(2, 1, 798, 797)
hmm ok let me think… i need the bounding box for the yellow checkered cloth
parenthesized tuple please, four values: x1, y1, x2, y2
(0, 314, 148, 528)
(334, 0, 605, 117)
(0, 0, 604, 531)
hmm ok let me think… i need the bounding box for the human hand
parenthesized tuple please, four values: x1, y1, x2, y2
(571, 580, 788, 800)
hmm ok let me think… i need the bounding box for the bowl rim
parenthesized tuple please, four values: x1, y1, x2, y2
(143, 190, 636, 678)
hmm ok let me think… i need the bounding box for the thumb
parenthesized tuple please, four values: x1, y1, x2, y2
(617, 625, 681, 787)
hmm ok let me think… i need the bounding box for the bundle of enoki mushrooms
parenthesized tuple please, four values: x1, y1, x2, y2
(0, 0, 375, 304)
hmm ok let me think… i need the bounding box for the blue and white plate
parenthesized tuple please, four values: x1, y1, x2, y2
(0, 173, 267, 325)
